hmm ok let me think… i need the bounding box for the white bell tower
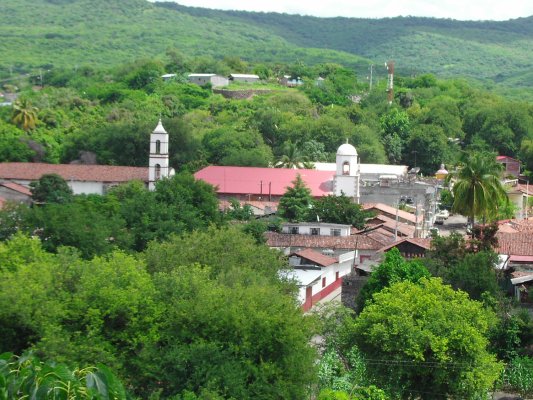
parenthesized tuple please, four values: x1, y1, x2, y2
(334, 141, 360, 203)
(148, 119, 170, 190)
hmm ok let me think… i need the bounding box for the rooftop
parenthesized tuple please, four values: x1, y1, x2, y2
(194, 166, 334, 197)
(291, 248, 337, 267)
(0, 181, 32, 196)
(0, 162, 148, 183)
(265, 231, 385, 250)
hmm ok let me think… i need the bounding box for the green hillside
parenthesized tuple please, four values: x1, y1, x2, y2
(0, 0, 369, 74)
(167, 4, 533, 87)
(1, 0, 533, 91)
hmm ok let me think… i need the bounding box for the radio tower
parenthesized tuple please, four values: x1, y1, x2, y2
(385, 60, 394, 105)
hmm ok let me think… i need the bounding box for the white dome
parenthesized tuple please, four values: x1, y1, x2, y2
(337, 143, 357, 156)
(153, 119, 167, 134)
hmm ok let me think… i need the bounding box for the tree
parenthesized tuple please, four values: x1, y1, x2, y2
(11, 98, 39, 131)
(275, 141, 313, 169)
(452, 152, 508, 225)
(30, 173, 73, 204)
(277, 174, 313, 222)
(446, 250, 501, 300)
(144, 264, 316, 399)
(356, 248, 430, 311)
(352, 278, 502, 399)
(309, 194, 369, 229)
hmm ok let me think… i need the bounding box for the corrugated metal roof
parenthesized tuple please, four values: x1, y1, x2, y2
(194, 166, 334, 197)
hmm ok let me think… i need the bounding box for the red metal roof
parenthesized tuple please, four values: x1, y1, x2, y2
(0, 162, 148, 183)
(0, 181, 32, 196)
(292, 248, 337, 267)
(194, 166, 334, 197)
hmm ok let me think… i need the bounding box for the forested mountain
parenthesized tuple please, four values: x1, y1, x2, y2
(2, 0, 533, 94)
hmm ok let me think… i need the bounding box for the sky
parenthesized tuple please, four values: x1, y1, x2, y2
(154, 0, 533, 21)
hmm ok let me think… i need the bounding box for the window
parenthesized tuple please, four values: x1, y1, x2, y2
(155, 140, 161, 154)
(335, 271, 339, 281)
(310, 227, 320, 236)
(290, 226, 299, 234)
(155, 164, 161, 180)
(331, 228, 341, 236)
(342, 161, 350, 175)
(322, 277, 326, 288)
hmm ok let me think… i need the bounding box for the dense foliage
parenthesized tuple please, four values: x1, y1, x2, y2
(352, 278, 502, 399)
(0, 230, 315, 399)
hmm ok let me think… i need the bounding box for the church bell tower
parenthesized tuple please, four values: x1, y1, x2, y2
(148, 119, 170, 190)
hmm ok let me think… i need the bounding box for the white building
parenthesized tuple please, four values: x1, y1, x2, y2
(284, 248, 355, 311)
(229, 74, 260, 83)
(188, 73, 229, 87)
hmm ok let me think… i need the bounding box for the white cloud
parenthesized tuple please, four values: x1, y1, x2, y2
(158, 0, 533, 20)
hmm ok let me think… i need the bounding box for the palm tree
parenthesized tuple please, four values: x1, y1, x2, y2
(452, 152, 508, 228)
(274, 141, 313, 169)
(12, 98, 39, 131)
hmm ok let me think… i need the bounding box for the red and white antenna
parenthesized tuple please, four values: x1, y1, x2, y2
(385, 60, 394, 105)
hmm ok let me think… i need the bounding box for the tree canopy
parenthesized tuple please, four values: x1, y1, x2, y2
(352, 278, 502, 399)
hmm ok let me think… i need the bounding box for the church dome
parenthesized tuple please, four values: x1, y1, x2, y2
(153, 119, 167, 134)
(337, 143, 357, 156)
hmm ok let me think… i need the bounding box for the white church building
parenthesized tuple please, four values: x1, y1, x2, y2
(0, 120, 173, 196)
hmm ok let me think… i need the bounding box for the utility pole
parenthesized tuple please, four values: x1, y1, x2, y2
(368, 64, 374, 91)
(385, 60, 394, 105)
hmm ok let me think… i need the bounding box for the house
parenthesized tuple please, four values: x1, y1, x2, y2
(265, 225, 387, 265)
(510, 273, 533, 303)
(497, 155, 520, 177)
(285, 248, 355, 311)
(0, 181, 32, 205)
(229, 74, 260, 83)
(161, 73, 177, 81)
(188, 73, 229, 87)
(279, 75, 303, 87)
(281, 222, 351, 237)
(366, 214, 416, 238)
(0, 163, 148, 195)
(378, 237, 432, 259)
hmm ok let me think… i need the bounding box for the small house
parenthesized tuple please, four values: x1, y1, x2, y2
(188, 74, 229, 87)
(229, 74, 260, 83)
(497, 156, 520, 177)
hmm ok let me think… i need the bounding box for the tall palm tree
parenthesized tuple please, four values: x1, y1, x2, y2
(452, 152, 508, 227)
(12, 98, 39, 131)
(274, 141, 314, 169)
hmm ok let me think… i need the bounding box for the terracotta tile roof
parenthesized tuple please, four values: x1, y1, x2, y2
(0, 181, 32, 196)
(496, 232, 533, 256)
(378, 237, 432, 253)
(367, 215, 415, 237)
(291, 248, 337, 267)
(362, 203, 417, 224)
(0, 162, 148, 183)
(498, 218, 533, 233)
(265, 232, 384, 250)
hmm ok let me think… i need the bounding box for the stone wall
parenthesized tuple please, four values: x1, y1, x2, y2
(341, 273, 368, 310)
(213, 89, 272, 99)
